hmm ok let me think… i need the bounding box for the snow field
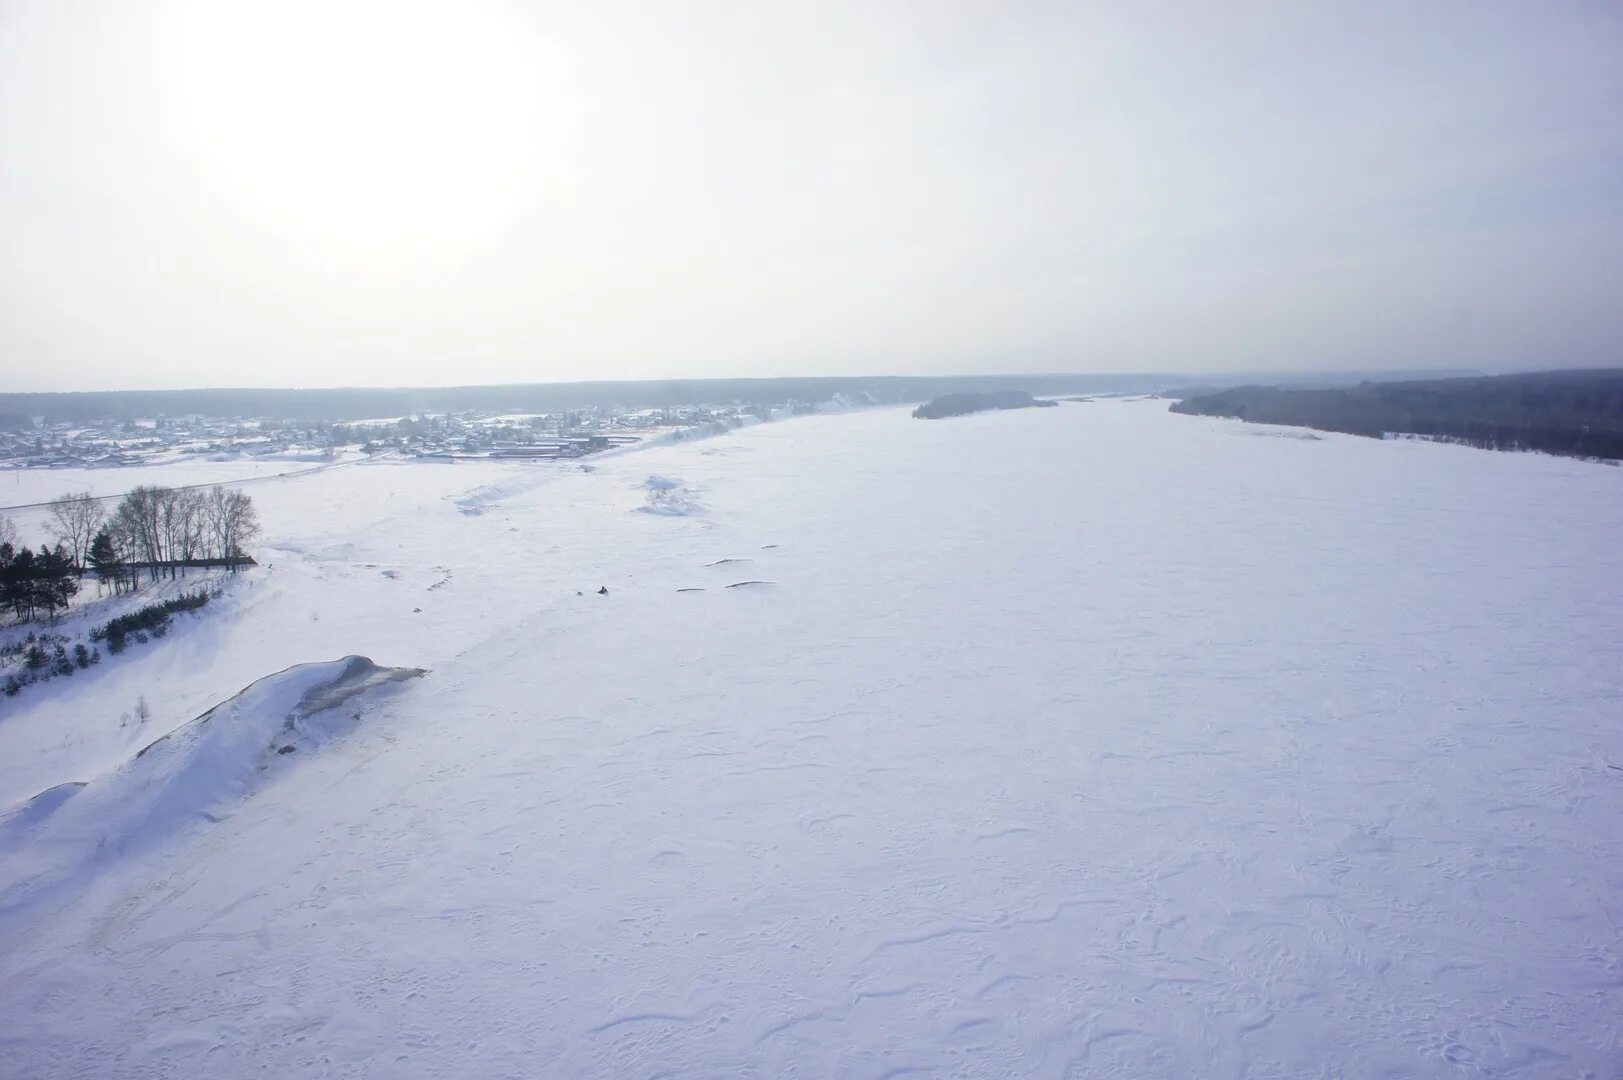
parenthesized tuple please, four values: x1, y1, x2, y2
(0, 400, 1619, 1077)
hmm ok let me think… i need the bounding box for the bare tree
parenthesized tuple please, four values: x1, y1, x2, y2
(46, 492, 106, 574)
(156, 488, 190, 579)
(0, 513, 17, 550)
(111, 486, 170, 582)
(204, 487, 260, 569)
(101, 519, 140, 593)
(170, 489, 208, 573)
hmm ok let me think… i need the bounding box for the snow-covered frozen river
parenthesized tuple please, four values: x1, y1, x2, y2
(2, 399, 1620, 1077)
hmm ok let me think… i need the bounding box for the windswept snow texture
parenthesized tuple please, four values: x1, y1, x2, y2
(2, 401, 1621, 1077)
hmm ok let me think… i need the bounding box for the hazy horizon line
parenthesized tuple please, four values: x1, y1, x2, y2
(12, 363, 1610, 400)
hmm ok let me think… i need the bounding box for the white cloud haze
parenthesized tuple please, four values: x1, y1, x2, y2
(2, 0, 1622, 390)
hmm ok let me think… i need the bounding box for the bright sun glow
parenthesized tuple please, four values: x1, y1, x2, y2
(160, 1, 551, 253)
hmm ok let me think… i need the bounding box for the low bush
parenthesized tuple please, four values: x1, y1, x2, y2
(92, 590, 213, 649)
(0, 589, 212, 704)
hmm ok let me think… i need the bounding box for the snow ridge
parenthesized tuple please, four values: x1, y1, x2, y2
(0, 656, 425, 924)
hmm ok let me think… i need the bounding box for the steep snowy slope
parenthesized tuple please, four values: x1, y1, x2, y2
(1, 401, 1620, 1077)
(0, 657, 425, 918)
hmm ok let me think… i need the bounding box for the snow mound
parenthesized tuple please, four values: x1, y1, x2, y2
(0, 657, 425, 920)
(5, 783, 86, 829)
(638, 475, 704, 516)
(453, 484, 505, 515)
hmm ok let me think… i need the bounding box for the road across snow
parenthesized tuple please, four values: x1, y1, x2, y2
(1, 400, 1620, 1077)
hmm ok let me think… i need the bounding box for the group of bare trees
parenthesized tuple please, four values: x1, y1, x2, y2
(0, 486, 260, 621)
(12, 485, 261, 596)
(89, 485, 260, 592)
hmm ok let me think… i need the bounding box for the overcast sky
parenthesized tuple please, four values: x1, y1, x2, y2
(3, 1, 1622, 391)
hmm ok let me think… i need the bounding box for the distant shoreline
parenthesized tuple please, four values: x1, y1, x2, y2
(1170, 368, 1623, 463)
(0, 374, 1180, 426)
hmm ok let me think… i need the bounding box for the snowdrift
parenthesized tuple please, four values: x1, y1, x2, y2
(637, 474, 705, 515)
(0, 656, 425, 920)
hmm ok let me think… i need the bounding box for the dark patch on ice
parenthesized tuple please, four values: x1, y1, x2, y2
(294, 656, 428, 716)
(706, 558, 751, 566)
(725, 580, 775, 589)
(677, 588, 706, 593)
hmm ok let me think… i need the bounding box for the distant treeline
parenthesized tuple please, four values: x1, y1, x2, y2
(0, 374, 1188, 426)
(1170, 370, 1623, 462)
